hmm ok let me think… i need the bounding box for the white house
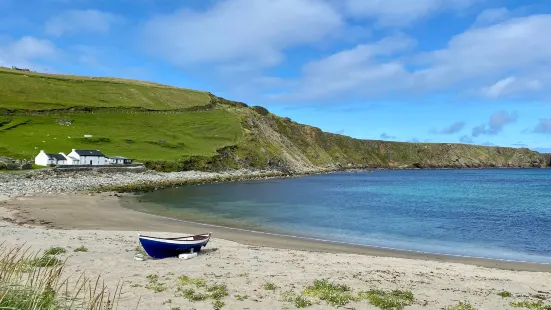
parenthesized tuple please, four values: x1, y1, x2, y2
(67, 149, 108, 165)
(59, 152, 79, 165)
(35, 150, 67, 166)
(108, 156, 133, 165)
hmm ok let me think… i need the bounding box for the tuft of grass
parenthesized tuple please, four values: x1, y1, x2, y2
(235, 295, 248, 301)
(74, 246, 89, 253)
(28, 254, 63, 268)
(281, 290, 314, 308)
(358, 289, 414, 310)
(207, 284, 229, 300)
(43, 247, 66, 255)
(145, 274, 167, 293)
(213, 300, 225, 310)
(264, 282, 277, 291)
(447, 302, 477, 310)
(178, 275, 207, 288)
(510, 300, 551, 310)
(238, 273, 249, 277)
(179, 288, 208, 302)
(302, 279, 355, 307)
(0, 244, 121, 309)
(498, 291, 512, 298)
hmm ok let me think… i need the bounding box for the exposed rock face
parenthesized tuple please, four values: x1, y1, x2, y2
(185, 106, 550, 172)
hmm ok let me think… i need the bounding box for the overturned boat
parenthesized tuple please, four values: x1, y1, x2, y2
(138, 232, 211, 259)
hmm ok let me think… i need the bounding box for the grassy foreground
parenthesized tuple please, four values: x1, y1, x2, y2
(0, 244, 121, 309)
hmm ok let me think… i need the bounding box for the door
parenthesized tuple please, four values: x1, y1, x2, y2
(89, 160, 92, 165)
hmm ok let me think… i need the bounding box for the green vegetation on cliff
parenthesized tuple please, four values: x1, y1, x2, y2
(0, 68, 547, 171)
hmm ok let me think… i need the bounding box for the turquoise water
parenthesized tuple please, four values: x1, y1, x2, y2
(131, 169, 551, 263)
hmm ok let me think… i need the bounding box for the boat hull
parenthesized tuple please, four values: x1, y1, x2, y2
(138, 234, 210, 259)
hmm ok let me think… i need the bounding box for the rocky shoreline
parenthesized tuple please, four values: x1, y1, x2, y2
(0, 168, 308, 197)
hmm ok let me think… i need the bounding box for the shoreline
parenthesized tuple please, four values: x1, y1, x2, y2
(1, 166, 549, 197)
(2, 193, 549, 273)
(119, 205, 551, 268)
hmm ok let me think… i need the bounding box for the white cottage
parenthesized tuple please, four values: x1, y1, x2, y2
(67, 149, 108, 165)
(59, 152, 79, 165)
(35, 150, 67, 166)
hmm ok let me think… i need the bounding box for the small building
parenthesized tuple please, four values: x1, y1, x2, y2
(59, 152, 79, 165)
(35, 150, 67, 166)
(67, 149, 108, 165)
(108, 156, 133, 165)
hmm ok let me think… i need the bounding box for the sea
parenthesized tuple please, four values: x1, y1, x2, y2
(126, 169, 551, 263)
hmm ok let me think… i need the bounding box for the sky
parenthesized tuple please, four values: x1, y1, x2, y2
(0, 0, 550, 152)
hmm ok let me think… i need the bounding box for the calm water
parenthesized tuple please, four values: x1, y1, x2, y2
(128, 169, 551, 263)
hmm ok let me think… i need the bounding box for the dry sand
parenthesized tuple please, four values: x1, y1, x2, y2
(1, 194, 550, 310)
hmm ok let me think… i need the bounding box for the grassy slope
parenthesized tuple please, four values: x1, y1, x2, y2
(0, 68, 210, 111)
(0, 111, 243, 161)
(0, 68, 547, 171)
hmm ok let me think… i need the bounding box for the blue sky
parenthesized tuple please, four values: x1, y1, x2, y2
(1, 0, 550, 152)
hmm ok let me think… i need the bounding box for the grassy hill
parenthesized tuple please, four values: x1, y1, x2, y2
(0, 68, 548, 171)
(0, 68, 210, 111)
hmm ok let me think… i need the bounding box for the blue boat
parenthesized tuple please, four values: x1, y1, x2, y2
(138, 232, 211, 259)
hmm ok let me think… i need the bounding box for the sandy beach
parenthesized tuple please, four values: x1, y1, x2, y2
(1, 193, 550, 310)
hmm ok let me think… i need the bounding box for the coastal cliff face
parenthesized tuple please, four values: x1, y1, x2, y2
(174, 99, 549, 172)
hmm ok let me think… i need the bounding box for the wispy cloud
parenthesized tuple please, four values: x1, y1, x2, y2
(344, 0, 479, 26)
(143, 0, 343, 69)
(45, 9, 122, 36)
(0, 36, 58, 68)
(471, 110, 518, 137)
(533, 118, 551, 134)
(430, 121, 465, 134)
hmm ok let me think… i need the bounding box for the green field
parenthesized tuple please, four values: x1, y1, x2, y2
(0, 68, 211, 111)
(0, 111, 243, 161)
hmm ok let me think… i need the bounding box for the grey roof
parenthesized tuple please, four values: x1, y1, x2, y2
(109, 156, 130, 160)
(47, 153, 66, 161)
(74, 150, 105, 156)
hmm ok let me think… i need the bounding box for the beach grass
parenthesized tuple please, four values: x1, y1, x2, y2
(498, 291, 512, 298)
(447, 301, 477, 310)
(357, 289, 414, 310)
(145, 274, 167, 293)
(74, 246, 88, 252)
(510, 300, 551, 309)
(43, 247, 66, 255)
(0, 243, 121, 309)
(176, 274, 228, 305)
(264, 282, 277, 291)
(302, 279, 355, 307)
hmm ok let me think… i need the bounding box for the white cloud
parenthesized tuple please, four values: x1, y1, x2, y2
(276, 14, 551, 102)
(45, 9, 121, 36)
(473, 7, 511, 26)
(413, 15, 551, 90)
(0, 36, 58, 68)
(344, 0, 477, 26)
(481, 76, 542, 99)
(143, 0, 343, 69)
(273, 35, 414, 101)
